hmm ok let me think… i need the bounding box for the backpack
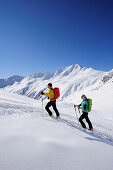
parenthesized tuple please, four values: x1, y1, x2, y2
(87, 98, 92, 112)
(51, 87, 60, 100)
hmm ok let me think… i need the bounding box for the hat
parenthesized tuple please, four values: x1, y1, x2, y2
(81, 95, 86, 98)
(48, 83, 52, 87)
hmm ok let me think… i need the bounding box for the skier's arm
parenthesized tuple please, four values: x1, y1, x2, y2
(43, 92, 49, 96)
(79, 104, 87, 110)
(41, 91, 49, 96)
(77, 103, 87, 110)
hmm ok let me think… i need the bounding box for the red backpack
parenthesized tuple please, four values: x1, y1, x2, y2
(51, 87, 60, 100)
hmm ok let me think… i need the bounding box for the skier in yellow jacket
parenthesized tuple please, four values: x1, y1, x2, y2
(41, 83, 60, 120)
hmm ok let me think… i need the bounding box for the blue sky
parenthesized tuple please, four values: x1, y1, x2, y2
(0, 0, 113, 78)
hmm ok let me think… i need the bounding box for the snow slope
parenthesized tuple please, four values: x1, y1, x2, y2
(0, 88, 113, 170)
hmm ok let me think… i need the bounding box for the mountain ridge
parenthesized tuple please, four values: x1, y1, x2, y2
(0, 75, 24, 88)
(2, 64, 109, 101)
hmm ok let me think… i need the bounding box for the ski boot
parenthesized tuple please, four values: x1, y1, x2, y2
(56, 116, 60, 120)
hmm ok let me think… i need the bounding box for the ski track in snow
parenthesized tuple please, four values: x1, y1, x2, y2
(34, 113, 113, 147)
(0, 96, 112, 147)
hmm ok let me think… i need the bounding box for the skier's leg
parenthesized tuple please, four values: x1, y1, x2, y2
(79, 113, 86, 128)
(85, 114, 93, 129)
(52, 101, 60, 117)
(45, 101, 53, 116)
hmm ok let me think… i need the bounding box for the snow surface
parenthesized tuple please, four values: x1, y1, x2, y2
(0, 86, 113, 170)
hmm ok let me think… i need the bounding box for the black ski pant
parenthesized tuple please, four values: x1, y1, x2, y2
(79, 112, 93, 129)
(45, 100, 60, 117)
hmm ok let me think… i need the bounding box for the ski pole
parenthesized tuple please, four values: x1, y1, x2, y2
(78, 107, 80, 114)
(78, 107, 82, 119)
(42, 96, 43, 108)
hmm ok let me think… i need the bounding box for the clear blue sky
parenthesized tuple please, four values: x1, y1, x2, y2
(0, 0, 113, 78)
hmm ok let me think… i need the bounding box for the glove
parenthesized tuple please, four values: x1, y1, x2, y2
(41, 91, 44, 95)
(77, 106, 80, 109)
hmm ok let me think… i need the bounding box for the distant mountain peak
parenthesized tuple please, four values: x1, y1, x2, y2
(0, 75, 24, 88)
(29, 72, 54, 80)
(54, 64, 84, 77)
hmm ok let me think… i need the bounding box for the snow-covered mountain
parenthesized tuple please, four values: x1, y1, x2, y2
(0, 64, 113, 170)
(101, 69, 113, 83)
(0, 75, 24, 88)
(2, 64, 107, 101)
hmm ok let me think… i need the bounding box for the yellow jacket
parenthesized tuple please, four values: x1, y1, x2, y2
(44, 87, 55, 101)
